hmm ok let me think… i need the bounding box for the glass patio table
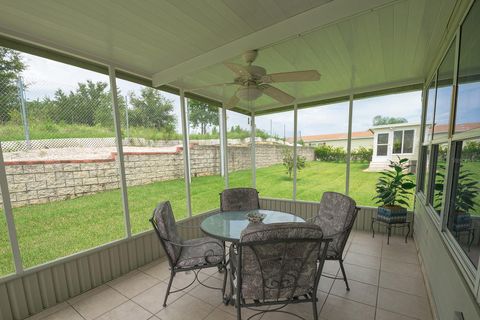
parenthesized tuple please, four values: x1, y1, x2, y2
(200, 209, 305, 242)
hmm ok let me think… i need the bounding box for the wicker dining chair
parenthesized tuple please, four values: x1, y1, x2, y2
(311, 192, 359, 291)
(150, 201, 227, 306)
(219, 187, 260, 212)
(229, 222, 331, 320)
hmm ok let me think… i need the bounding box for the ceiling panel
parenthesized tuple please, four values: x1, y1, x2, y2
(0, 0, 332, 76)
(0, 0, 458, 113)
(175, 0, 456, 112)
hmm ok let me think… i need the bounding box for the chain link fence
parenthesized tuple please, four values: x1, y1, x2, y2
(0, 76, 127, 152)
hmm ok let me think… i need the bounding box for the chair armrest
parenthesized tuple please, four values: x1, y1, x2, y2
(162, 238, 223, 250)
(176, 224, 202, 229)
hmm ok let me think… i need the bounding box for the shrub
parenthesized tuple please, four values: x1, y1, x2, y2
(314, 145, 346, 162)
(351, 146, 373, 162)
(282, 148, 306, 178)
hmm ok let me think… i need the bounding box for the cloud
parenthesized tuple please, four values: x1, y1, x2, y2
(20, 53, 422, 138)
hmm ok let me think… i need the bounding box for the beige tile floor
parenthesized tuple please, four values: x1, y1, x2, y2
(26, 231, 433, 320)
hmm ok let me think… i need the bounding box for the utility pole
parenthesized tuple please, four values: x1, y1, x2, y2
(283, 124, 286, 144)
(17, 77, 30, 149)
(125, 95, 130, 140)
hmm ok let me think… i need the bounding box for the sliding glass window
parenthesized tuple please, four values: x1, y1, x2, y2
(227, 110, 252, 188)
(351, 92, 421, 208)
(254, 110, 294, 199)
(445, 0, 480, 270)
(116, 79, 187, 232)
(188, 100, 224, 215)
(296, 102, 349, 202)
(0, 49, 125, 269)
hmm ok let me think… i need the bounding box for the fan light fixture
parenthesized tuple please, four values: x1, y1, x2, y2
(236, 86, 262, 101)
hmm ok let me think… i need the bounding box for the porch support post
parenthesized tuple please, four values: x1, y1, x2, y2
(219, 108, 225, 177)
(251, 112, 256, 188)
(222, 105, 229, 188)
(345, 94, 353, 195)
(0, 142, 23, 274)
(180, 89, 192, 217)
(109, 66, 131, 238)
(293, 104, 298, 200)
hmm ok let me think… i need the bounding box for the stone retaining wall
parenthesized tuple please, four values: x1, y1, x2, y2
(1, 144, 314, 207)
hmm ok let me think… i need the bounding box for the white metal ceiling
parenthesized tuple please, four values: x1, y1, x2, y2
(0, 0, 457, 112)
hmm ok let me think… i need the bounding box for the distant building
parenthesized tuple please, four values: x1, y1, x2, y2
(293, 122, 480, 170)
(296, 131, 374, 149)
(368, 123, 421, 171)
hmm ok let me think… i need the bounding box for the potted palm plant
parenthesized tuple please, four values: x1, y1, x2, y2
(434, 164, 479, 232)
(373, 157, 416, 223)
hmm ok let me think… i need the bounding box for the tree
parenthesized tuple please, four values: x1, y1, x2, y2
(372, 115, 407, 126)
(282, 148, 306, 179)
(41, 81, 112, 126)
(188, 99, 219, 134)
(129, 87, 176, 131)
(0, 47, 26, 123)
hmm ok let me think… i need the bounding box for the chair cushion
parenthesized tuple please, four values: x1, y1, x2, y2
(239, 222, 323, 300)
(153, 201, 183, 263)
(176, 237, 224, 268)
(313, 192, 357, 258)
(220, 188, 260, 211)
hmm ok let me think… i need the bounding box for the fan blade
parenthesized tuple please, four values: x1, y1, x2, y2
(261, 70, 320, 83)
(224, 62, 251, 77)
(224, 94, 239, 109)
(260, 85, 295, 104)
(187, 82, 236, 91)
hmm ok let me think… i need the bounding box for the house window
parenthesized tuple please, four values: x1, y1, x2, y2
(377, 133, 388, 156)
(393, 130, 415, 154)
(446, 139, 480, 268)
(404, 130, 414, 153)
(418, 145, 428, 193)
(427, 143, 448, 215)
(393, 131, 402, 154)
(424, 77, 437, 143)
(433, 41, 455, 140)
(444, 0, 480, 270)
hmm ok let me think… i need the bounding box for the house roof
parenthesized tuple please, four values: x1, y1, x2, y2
(295, 130, 373, 142)
(432, 122, 480, 134)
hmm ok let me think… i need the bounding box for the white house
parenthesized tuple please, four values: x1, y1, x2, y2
(367, 123, 421, 171)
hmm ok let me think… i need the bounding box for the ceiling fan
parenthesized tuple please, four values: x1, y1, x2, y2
(189, 50, 321, 108)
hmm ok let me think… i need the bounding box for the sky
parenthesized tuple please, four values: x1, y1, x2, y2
(20, 53, 422, 138)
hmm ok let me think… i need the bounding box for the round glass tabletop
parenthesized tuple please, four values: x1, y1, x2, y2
(200, 209, 305, 242)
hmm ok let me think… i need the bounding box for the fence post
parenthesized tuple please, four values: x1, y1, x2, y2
(17, 77, 30, 149)
(251, 111, 256, 188)
(124, 95, 130, 140)
(180, 90, 192, 217)
(219, 108, 225, 177)
(108, 66, 131, 238)
(293, 104, 298, 200)
(0, 142, 23, 274)
(346, 94, 353, 195)
(222, 105, 229, 188)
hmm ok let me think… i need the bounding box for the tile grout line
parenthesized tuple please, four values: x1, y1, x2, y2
(373, 232, 384, 320)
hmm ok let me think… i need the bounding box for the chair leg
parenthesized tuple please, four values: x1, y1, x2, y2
(339, 259, 350, 291)
(236, 296, 242, 320)
(222, 263, 228, 297)
(163, 271, 175, 307)
(312, 291, 319, 320)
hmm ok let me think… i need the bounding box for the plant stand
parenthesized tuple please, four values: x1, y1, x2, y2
(371, 217, 411, 245)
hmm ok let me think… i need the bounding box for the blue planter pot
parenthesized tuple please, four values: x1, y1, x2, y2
(377, 206, 407, 223)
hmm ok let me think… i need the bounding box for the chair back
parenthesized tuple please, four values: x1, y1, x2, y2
(220, 187, 260, 211)
(237, 222, 327, 301)
(150, 201, 183, 266)
(313, 192, 358, 258)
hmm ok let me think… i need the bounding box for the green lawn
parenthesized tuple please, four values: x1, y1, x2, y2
(0, 161, 411, 275)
